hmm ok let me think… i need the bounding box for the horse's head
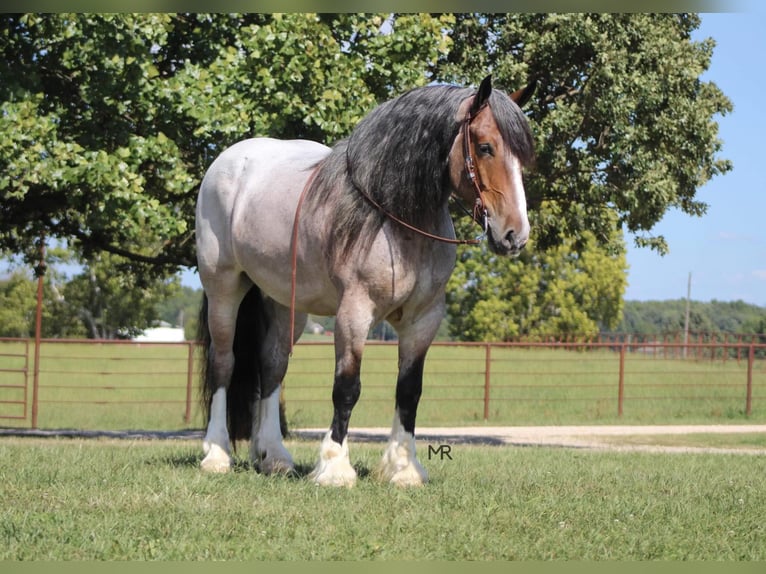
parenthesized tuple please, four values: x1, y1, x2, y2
(449, 75, 535, 256)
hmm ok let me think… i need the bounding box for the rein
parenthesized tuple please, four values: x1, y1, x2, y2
(289, 165, 320, 354)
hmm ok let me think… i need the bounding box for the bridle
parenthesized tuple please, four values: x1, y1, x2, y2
(461, 100, 491, 236)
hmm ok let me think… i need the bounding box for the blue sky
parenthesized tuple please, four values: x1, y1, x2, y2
(622, 12, 766, 305)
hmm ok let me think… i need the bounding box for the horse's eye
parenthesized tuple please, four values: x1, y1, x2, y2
(478, 143, 493, 156)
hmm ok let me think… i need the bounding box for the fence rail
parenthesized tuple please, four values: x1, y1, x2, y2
(0, 337, 764, 430)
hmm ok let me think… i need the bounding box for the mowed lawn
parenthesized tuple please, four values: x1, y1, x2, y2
(1, 437, 764, 560)
(1, 340, 763, 431)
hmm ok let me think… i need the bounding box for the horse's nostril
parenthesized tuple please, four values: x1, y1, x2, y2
(505, 229, 527, 250)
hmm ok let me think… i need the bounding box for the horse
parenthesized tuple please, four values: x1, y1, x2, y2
(195, 75, 535, 486)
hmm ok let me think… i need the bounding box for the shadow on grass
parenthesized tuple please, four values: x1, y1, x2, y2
(151, 451, 372, 481)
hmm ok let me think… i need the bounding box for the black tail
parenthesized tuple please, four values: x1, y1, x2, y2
(199, 286, 269, 446)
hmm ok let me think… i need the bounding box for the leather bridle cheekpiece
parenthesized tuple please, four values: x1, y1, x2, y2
(461, 99, 490, 234)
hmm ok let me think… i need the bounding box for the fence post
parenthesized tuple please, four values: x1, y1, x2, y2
(185, 341, 195, 424)
(483, 343, 491, 421)
(618, 343, 626, 417)
(31, 236, 45, 429)
(746, 344, 754, 417)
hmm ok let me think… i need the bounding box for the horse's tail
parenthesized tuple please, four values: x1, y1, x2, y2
(199, 285, 269, 447)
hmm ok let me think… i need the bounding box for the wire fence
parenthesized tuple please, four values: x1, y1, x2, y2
(0, 337, 764, 430)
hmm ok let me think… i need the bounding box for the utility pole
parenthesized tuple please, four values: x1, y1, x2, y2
(683, 272, 691, 359)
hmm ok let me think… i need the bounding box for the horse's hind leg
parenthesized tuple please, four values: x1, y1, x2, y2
(378, 302, 444, 486)
(200, 272, 251, 473)
(249, 299, 306, 475)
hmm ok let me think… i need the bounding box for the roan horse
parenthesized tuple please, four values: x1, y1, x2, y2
(196, 75, 535, 486)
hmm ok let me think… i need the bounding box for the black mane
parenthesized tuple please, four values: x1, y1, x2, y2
(309, 83, 534, 260)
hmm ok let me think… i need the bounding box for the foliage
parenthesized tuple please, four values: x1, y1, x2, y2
(155, 285, 203, 339)
(447, 228, 627, 341)
(0, 13, 453, 273)
(614, 299, 766, 337)
(439, 13, 732, 254)
(61, 252, 180, 339)
(0, 253, 179, 339)
(0, 13, 732, 341)
(0, 271, 85, 338)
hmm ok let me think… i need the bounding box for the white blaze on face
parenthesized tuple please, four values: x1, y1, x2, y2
(507, 153, 530, 247)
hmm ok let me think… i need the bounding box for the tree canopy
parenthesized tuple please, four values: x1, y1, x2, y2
(0, 13, 732, 340)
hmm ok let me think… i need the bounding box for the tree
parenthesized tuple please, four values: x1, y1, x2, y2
(0, 14, 732, 342)
(0, 13, 453, 274)
(0, 270, 85, 338)
(447, 229, 627, 341)
(60, 253, 180, 339)
(438, 13, 732, 254)
(0, 252, 180, 339)
(155, 285, 204, 340)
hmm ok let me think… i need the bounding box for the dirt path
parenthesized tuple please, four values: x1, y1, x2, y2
(299, 424, 766, 455)
(2, 425, 765, 454)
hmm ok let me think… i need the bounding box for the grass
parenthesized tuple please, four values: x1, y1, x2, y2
(595, 432, 766, 450)
(1, 339, 764, 430)
(1, 436, 765, 560)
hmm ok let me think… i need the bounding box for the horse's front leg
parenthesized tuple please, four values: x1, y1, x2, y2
(378, 302, 444, 486)
(309, 297, 373, 487)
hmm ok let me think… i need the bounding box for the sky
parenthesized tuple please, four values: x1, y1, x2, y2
(621, 12, 766, 306)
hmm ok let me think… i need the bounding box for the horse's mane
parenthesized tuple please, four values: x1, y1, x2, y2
(309, 83, 535, 261)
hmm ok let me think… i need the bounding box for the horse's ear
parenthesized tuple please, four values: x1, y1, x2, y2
(472, 74, 493, 114)
(510, 81, 536, 108)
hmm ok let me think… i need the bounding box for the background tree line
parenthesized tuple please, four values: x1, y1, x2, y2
(611, 299, 766, 338)
(0, 13, 734, 340)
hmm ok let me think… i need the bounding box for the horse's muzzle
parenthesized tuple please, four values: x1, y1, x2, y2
(487, 226, 528, 257)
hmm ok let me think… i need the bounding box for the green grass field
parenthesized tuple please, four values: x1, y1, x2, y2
(1, 339, 764, 430)
(1, 437, 764, 560)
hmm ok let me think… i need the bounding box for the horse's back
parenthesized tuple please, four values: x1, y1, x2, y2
(198, 137, 329, 208)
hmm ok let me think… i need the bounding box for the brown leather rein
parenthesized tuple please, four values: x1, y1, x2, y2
(288, 101, 491, 351)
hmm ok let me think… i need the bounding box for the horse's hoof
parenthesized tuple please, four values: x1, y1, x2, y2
(309, 465, 357, 487)
(260, 457, 295, 476)
(310, 433, 357, 486)
(200, 457, 232, 473)
(384, 465, 428, 487)
(377, 439, 428, 487)
(200, 443, 232, 473)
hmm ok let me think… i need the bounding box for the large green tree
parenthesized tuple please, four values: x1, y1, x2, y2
(0, 13, 452, 275)
(447, 229, 627, 341)
(438, 13, 731, 254)
(0, 13, 732, 341)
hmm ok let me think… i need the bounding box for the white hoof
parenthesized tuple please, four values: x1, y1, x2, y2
(378, 430, 428, 487)
(309, 432, 357, 487)
(200, 441, 232, 473)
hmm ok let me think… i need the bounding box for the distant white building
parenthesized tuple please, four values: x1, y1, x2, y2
(132, 324, 185, 342)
